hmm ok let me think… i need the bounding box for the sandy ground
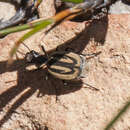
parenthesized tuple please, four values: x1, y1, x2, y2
(0, 0, 130, 130)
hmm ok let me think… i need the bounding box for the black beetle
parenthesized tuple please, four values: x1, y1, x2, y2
(24, 45, 100, 90)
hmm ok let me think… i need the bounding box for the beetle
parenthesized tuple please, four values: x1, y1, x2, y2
(24, 45, 100, 90)
(25, 49, 86, 80)
(0, 0, 42, 29)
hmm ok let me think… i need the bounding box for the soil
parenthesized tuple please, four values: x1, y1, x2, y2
(0, 0, 130, 130)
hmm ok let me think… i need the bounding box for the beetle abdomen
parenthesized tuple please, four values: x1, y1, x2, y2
(47, 51, 84, 80)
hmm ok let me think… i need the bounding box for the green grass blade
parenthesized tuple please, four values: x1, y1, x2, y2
(61, 0, 83, 3)
(0, 19, 53, 37)
(105, 101, 130, 130)
(19, 19, 54, 42)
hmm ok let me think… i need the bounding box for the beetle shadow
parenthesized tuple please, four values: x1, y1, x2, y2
(0, 11, 108, 127)
(0, 58, 82, 127)
(55, 14, 108, 53)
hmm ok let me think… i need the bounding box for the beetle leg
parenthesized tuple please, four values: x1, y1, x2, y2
(53, 85, 60, 102)
(81, 51, 101, 59)
(62, 80, 99, 91)
(40, 45, 49, 59)
(82, 82, 99, 91)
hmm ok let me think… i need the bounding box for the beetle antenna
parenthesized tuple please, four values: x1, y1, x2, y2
(22, 42, 31, 52)
(17, 50, 26, 56)
(82, 51, 101, 57)
(16, 43, 31, 57)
